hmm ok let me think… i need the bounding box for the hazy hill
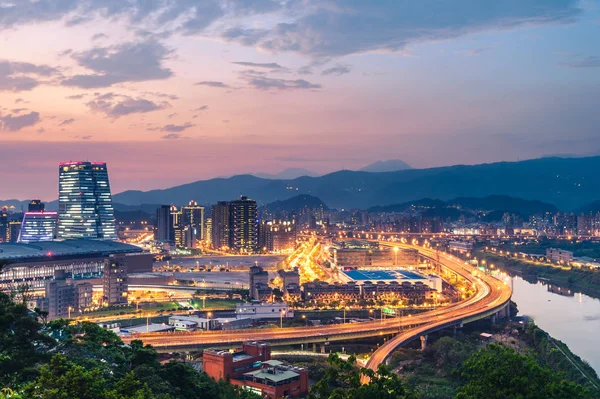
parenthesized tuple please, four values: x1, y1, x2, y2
(264, 194, 329, 213)
(578, 200, 600, 214)
(368, 198, 446, 213)
(253, 168, 319, 179)
(360, 159, 412, 172)
(448, 195, 558, 215)
(368, 195, 556, 216)
(105, 156, 600, 210)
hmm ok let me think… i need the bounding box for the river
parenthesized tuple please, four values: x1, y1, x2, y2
(494, 271, 600, 374)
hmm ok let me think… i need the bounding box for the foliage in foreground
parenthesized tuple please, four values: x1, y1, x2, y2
(0, 291, 257, 399)
(455, 344, 592, 399)
(308, 353, 418, 399)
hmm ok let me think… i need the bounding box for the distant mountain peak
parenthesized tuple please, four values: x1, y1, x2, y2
(252, 168, 319, 180)
(360, 159, 412, 173)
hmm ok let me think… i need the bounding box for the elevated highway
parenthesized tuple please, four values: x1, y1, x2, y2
(361, 243, 512, 383)
(122, 244, 511, 358)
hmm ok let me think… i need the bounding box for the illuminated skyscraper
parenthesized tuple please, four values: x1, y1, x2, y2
(211, 201, 230, 250)
(0, 206, 7, 243)
(57, 162, 117, 240)
(19, 212, 57, 243)
(229, 196, 258, 253)
(181, 200, 204, 240)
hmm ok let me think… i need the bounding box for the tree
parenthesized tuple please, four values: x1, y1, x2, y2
(455, 344, 591, 399)
(0, 292, 54, 386)
(308, 353, 417, 399)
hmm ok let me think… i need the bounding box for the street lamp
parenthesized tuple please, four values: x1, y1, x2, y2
(302, 314, 307, 326)
(207, 312, 212, 331)
(68, 306, 73, 319)
(146, 312, 150, 333)
(280, 309, 286, 329)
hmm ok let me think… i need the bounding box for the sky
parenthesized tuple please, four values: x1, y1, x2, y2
(0, 0, 599, 200)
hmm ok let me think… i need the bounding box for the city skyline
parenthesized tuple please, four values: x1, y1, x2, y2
(0, 1, 599, 199)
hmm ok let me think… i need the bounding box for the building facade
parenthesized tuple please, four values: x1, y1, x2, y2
(249, 265, 269, 300)
(28, 200, 45, 212)
(103, 254, 129, 305)
(155, 205, 173, 242)
(259, 220, 297, 252)
(229, 196, 258, 253)
(18, 212, 57, 243)
(203, 343, 308, 399)
(57, 161, 117, 240)
(181, 200, 204, 240)
(211, 201, 231, 250)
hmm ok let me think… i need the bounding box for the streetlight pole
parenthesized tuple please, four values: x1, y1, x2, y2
(207, 312, 212, 331)
(146, 313, 149, 333)
(280, 309, 285, 329)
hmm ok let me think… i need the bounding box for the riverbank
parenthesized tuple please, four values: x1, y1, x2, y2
(388, 320, 600, 398)
(476, 252, 600, 298)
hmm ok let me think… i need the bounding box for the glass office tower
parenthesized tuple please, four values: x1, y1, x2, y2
(19, 212, 57, 243)
(57, 162, 117, 240)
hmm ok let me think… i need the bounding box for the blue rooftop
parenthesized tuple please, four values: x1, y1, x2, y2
(342, 269, 425, 281)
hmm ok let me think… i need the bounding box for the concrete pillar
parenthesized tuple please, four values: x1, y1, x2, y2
(453, 326, 457, 338)
(420, 335, 428, 351)
(321, 344, 326, 354)
(312, 343, 317, 353)
(491, 314, 497, 325)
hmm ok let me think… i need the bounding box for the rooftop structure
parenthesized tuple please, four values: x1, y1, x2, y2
(341, 269, 442, 292)
(203, 342, 308, 399)
(0, 239, 142, 262)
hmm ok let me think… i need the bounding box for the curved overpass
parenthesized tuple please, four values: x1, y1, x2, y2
(361, 244, 512, 383)
(122, 245, 511, 359)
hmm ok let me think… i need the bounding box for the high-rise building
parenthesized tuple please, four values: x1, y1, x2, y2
(229, 196, 258, 253)
(249, 265, 270, 300)
(103, 255, 128, 305)
(181, 200, 204, 241)
(259, 220, 297, 252)
(170, 205, 184, 246)
(57, 162, 117, 240)
(205, 218, 212, 245)
(0, 206, 7, 243)
(155, 205, 173, 242)
(45, 270, 93, 319)
(8, 221, 21, 243)
(211, 201, 231, 250)
(28, 199, 45, 212)
(19, 212, 57, 243)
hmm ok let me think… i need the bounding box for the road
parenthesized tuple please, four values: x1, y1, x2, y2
(122, 243, 511, 370)
(361, 243, 512, 383)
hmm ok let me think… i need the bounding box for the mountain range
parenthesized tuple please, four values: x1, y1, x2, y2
(359, 159, 412, 173)
(263, 194, 329, 213)
(368, 195, 557, 217)
(252, 168, 319, 180)
(250, 159, 412, 179)
(110, 156, 600, 211)
(4, 156, 600, 212)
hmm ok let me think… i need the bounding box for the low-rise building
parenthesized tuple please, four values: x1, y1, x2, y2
(203, 342, 308, 399)
(449, 240, 474, 253)
(235, 302, 293, 320)
(546, 248, 574, 264)
(168, 315, 219, 331)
